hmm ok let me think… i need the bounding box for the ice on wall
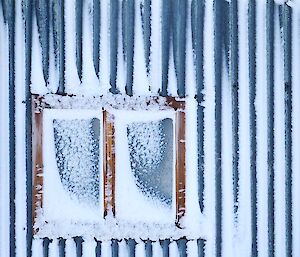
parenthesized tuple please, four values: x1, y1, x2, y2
(127, 118, 173, 205)
(53, 118, 100, 205)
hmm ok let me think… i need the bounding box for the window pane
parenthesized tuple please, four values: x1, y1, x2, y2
(53, 118, 100, 205)
(127, 118, 173, 205)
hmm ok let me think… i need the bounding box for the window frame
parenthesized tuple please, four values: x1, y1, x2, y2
(32, 94, 186, 234)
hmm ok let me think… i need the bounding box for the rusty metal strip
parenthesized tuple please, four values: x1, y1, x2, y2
(32, 95, 44, 234)
(103, 110, 116, 217)
(175, 108, 186, 227)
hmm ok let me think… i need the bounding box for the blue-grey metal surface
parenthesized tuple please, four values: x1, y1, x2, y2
(123, 0, 135, 96)
(191, 0, 205, 214)
(58, 238, 66, 257)
(141, 0, 151, 76)
(111, 239, 119, 257)
(172, 0, 186, 98)
(96, 241, 101, 257)
(43, 238, 51, 257)
(230, 0, 239, 218)
(75, 0, 83, 81)
(24, 0, 33, 255)
(74, 236, 84, 257)
(197, 239, 205, 257)
(36, 0, 50, 84)
(6, 1, 16, 257)
(110, 0, 119, 94)
(145, 240, 152, 257)
(282, 5, 293, 257)
(126, 239, 137, 257)
(248, 0, 258, 256)
(93, 0, 100, 78)
(160, 239, 170, 257)
(266, 1, 275, 256)
(214, 0, 224, 255)
(53, 0, 65, 94)
(177, 238, 187, 257)
(161, 0, 171, 96)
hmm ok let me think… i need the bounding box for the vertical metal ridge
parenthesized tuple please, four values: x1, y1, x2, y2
(191, 0, 205, 215)
(109, 0, 119, 94)
(282, 4, 292, 257)
(74, 236, 84, 257)
(35, 0, 50, 85)
(145, 240, 152, 257)
(51, 1, 57, 65)
(160, 0, 171, 96)
(75, 0, 83, 81)
(121, 0, 126, 61)
(222, 2, 230, 74)
(214, 0, 223, 255)
(93, 0, 100, 78)
(126, 239, 136, 257)
(123, 0, 135, 96)
(1, 0, 6, 23)
(6, 0, 16, 256)
(248, 0, 258, 256)
(177, 238, 187, 257)
(160, 239, 170, 257)
(230, 0, 239, 217)
(172, 0, 186, 98)
(197, 239, 205, 257)
(140, 0, 151, 76)
(53, 0, 65, 94)
(58, 238, 66, 257)
(43, 238, 51, 257)
(266, 1, 275, 256)
(96, 240, 101, 257)
(111, 239, 119, 257)
(24, 0, 33, 256)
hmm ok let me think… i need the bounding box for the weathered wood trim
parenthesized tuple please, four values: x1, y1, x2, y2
(175, 109, 186, 227)
(166, 97, 185, 110)
(103, 110, 116, 217)
(32, 95, 44, 234)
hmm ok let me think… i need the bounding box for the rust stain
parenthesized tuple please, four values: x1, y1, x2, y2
(103, 110, 116, 217)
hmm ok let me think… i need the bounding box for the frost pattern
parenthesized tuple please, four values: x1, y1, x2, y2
(53, 118, 100, 205)
(127, 118, 173, 205)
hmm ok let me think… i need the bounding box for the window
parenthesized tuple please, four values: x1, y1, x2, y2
(32, 94, 186, 235)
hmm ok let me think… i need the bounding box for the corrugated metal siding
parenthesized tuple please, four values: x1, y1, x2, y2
(0, 0, 299, 256)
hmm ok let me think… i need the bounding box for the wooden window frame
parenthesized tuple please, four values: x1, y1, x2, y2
(32, 94, 186, 234)
(103, 97, 186, 227)
(32, 95, 44, 234)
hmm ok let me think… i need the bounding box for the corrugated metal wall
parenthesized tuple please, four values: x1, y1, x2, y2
(0, 0, 299, 256)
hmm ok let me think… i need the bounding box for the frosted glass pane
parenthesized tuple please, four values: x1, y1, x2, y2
(53, 118, 100, 204)
(127, 118, 173, 205)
